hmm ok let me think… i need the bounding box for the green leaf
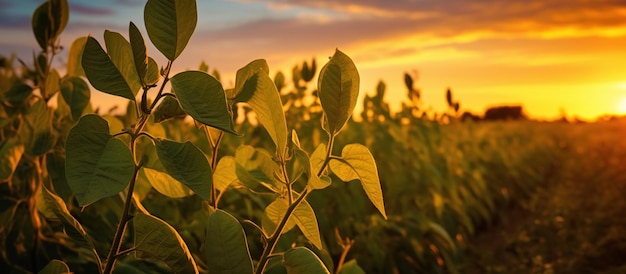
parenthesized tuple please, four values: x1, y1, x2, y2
(0, 137, 24, 181)
(283, 247, 331, 274)
(232, 59, 269, 102)
(428, 221, 455, 248)
(65, 114, 135, 206)
(104, 30, 142, 95)
(144, 0, 197, 61)
(3, 83, 33, 107)
(37, 186, 100, 266)
(246, 71, 287, 158)
(153, 96, 186, 123)
(293, 132, 330, 190)
(205, 210, 254, 274)
(46, 151, 72, 202)
(213, 156, 238, 193)
(292, 199, 323, 250)
(129, 21, 148, 84)
(264, 198, 295, 235)
(329, 144, 386, 219)
(318, 49, 359, 136)
(338, 259, 365, 274)
(139, 167, 193, 198)
(60, 76, 90, 121)
(82, 36, 135, 100)
(19, 98, 53, 155)
(37, 259, 70, 274)
(169, 71, 236, 134)
(233, 146, 279, 192)
(144, 57, 160, 86)
(67, 36, 87, 77)
(32, 0, 69, 50)
(155, 139, 212, 201)
(134, 213, 198, 274)
(263, 197, 322, 249)
(45, 69, 60, 98)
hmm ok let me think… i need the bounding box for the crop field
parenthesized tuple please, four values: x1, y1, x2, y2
(2, 0, 626, 273)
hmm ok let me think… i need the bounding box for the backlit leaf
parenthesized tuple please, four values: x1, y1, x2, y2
(283, 247, 331, 274)
(37, 259, 70, 274)
(213, 156, 238, 193)
(144, 0, 197, 61)
(0, 137, 24, 181)
(318, 49, 359, 136)
(82, 36, 135, 100)
(155, 139, 212, 201)
(205, 210, 254, 274)
(67, 36, 87, 77)
(45, 69, 60, 98)
(232, 59, 269, 102)
(292, 199, 323, 250)
(60, 76, 90, 121)
(19, 98, 53, 156)
(330, 144, 386, 219)
(264, 198, 295, 235)
(37, 186, 100, 266)
(104, 30, 142, 95)
(246, 71, 287, 158)
(170, 71, 236, 134)
(140, 167, 193, 198)
(65, 114, 135, 206)
(134, 213, 198, 274)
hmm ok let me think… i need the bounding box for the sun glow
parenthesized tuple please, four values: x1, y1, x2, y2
(618, 97, 626, 114)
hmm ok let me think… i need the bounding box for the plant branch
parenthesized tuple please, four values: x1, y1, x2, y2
(208, 128, 224, 208)
(317, 134, 336, 177)
(149, 61, 172, 111)
(255, 188, 309, 274)
(102, 164, 141, 274)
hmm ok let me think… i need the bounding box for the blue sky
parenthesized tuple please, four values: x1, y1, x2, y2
(2, 0, 626, 119)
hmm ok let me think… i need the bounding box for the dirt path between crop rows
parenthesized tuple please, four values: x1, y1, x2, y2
(462, 124, 626, 274)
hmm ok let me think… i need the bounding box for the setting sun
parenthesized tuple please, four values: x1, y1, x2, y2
(618, 97, 626, 114)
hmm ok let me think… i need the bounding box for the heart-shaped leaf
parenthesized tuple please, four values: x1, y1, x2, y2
(65, 114, 135, 206)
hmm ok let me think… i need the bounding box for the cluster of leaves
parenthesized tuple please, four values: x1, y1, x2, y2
(0, 0, 566, 273)
(2, 0, 385, 273)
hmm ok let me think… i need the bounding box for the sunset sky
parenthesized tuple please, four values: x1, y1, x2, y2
(1, 0, 626, 120)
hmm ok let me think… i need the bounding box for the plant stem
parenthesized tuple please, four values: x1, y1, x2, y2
(149, 61, 172, 111)
(255, 136, 337, 274)
(255, 188, 309, 274)
(102, 164, 140, 274)
(317, 134, 335, 177)
(208, 129, 224, 208)
(282, 162, 293, 205)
